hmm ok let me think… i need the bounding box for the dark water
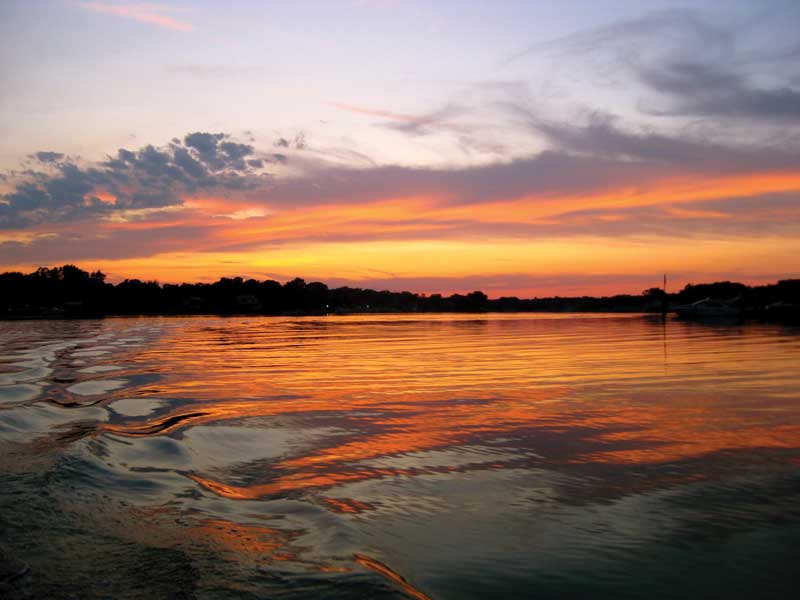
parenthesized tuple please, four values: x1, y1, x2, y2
(1, 314, 798, 599)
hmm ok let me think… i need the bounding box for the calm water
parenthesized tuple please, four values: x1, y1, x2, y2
(1, 314, 798, 599)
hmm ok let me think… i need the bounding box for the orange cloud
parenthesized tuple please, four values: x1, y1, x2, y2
(4, 132, 800, 296)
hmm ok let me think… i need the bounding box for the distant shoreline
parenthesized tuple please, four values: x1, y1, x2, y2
(0, 308, 655, 321)
(1, 265, 798, 323)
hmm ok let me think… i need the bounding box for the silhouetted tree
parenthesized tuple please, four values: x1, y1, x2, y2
(1, 265, 797, 320)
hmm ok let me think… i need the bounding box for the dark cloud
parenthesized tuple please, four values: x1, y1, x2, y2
(31, 151, 65, 163)
(1, 132, 271, 229)
(274, 134, 306, 150)
(183, 132, 227, 169)
(219, 141, 253, 160)
(637, 61, 800, 121)
(0, 164, 113, 228)
(520, 112, 800, 172)
(258, 152, 629, 207)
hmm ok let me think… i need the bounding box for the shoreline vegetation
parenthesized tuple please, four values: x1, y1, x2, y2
(1, 265, 798, 322)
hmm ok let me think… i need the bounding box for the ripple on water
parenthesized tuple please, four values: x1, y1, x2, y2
(101, 422, 347, 476)
(67, 379, 128, 396)
(0, 402, 108, 441)
(0, 314, 798, 600)
(79, 365, 124, 374)
(70, 349, 112, 358)
(109, 397, 166, 417)
(0, 366, 53, 386)
(0, 384, 42, 404)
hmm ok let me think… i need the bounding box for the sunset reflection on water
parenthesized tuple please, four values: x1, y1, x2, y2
(1, 314, 799, 599)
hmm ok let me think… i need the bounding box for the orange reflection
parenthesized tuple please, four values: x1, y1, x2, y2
(189, 518, 303, 563)
(354, 554, 433, 600)
(320, 497, 376, 514)
(117, 506, 303, 565)
(99, 387, 566, 499)
(73, 315, 800, 504)
(573, 399, 800, 465)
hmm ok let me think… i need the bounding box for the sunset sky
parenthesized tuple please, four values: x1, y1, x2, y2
(1, 0, 799, 296)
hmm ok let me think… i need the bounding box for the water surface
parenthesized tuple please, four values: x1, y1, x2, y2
(1, 314, 798, 599)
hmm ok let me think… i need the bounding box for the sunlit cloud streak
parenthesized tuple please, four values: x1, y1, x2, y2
(79, 2, 194, 32)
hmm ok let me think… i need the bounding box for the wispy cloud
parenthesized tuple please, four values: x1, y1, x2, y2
(79, 2, 193, 32)
(331, 102, 443, 124)
(331, 102, 466, 135)
(502, 7, 800, 126)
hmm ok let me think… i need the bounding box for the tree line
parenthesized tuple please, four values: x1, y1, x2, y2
(0, 264, 798, 318)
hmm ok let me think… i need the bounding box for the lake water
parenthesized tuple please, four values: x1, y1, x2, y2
(1, 314, 798, 599)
